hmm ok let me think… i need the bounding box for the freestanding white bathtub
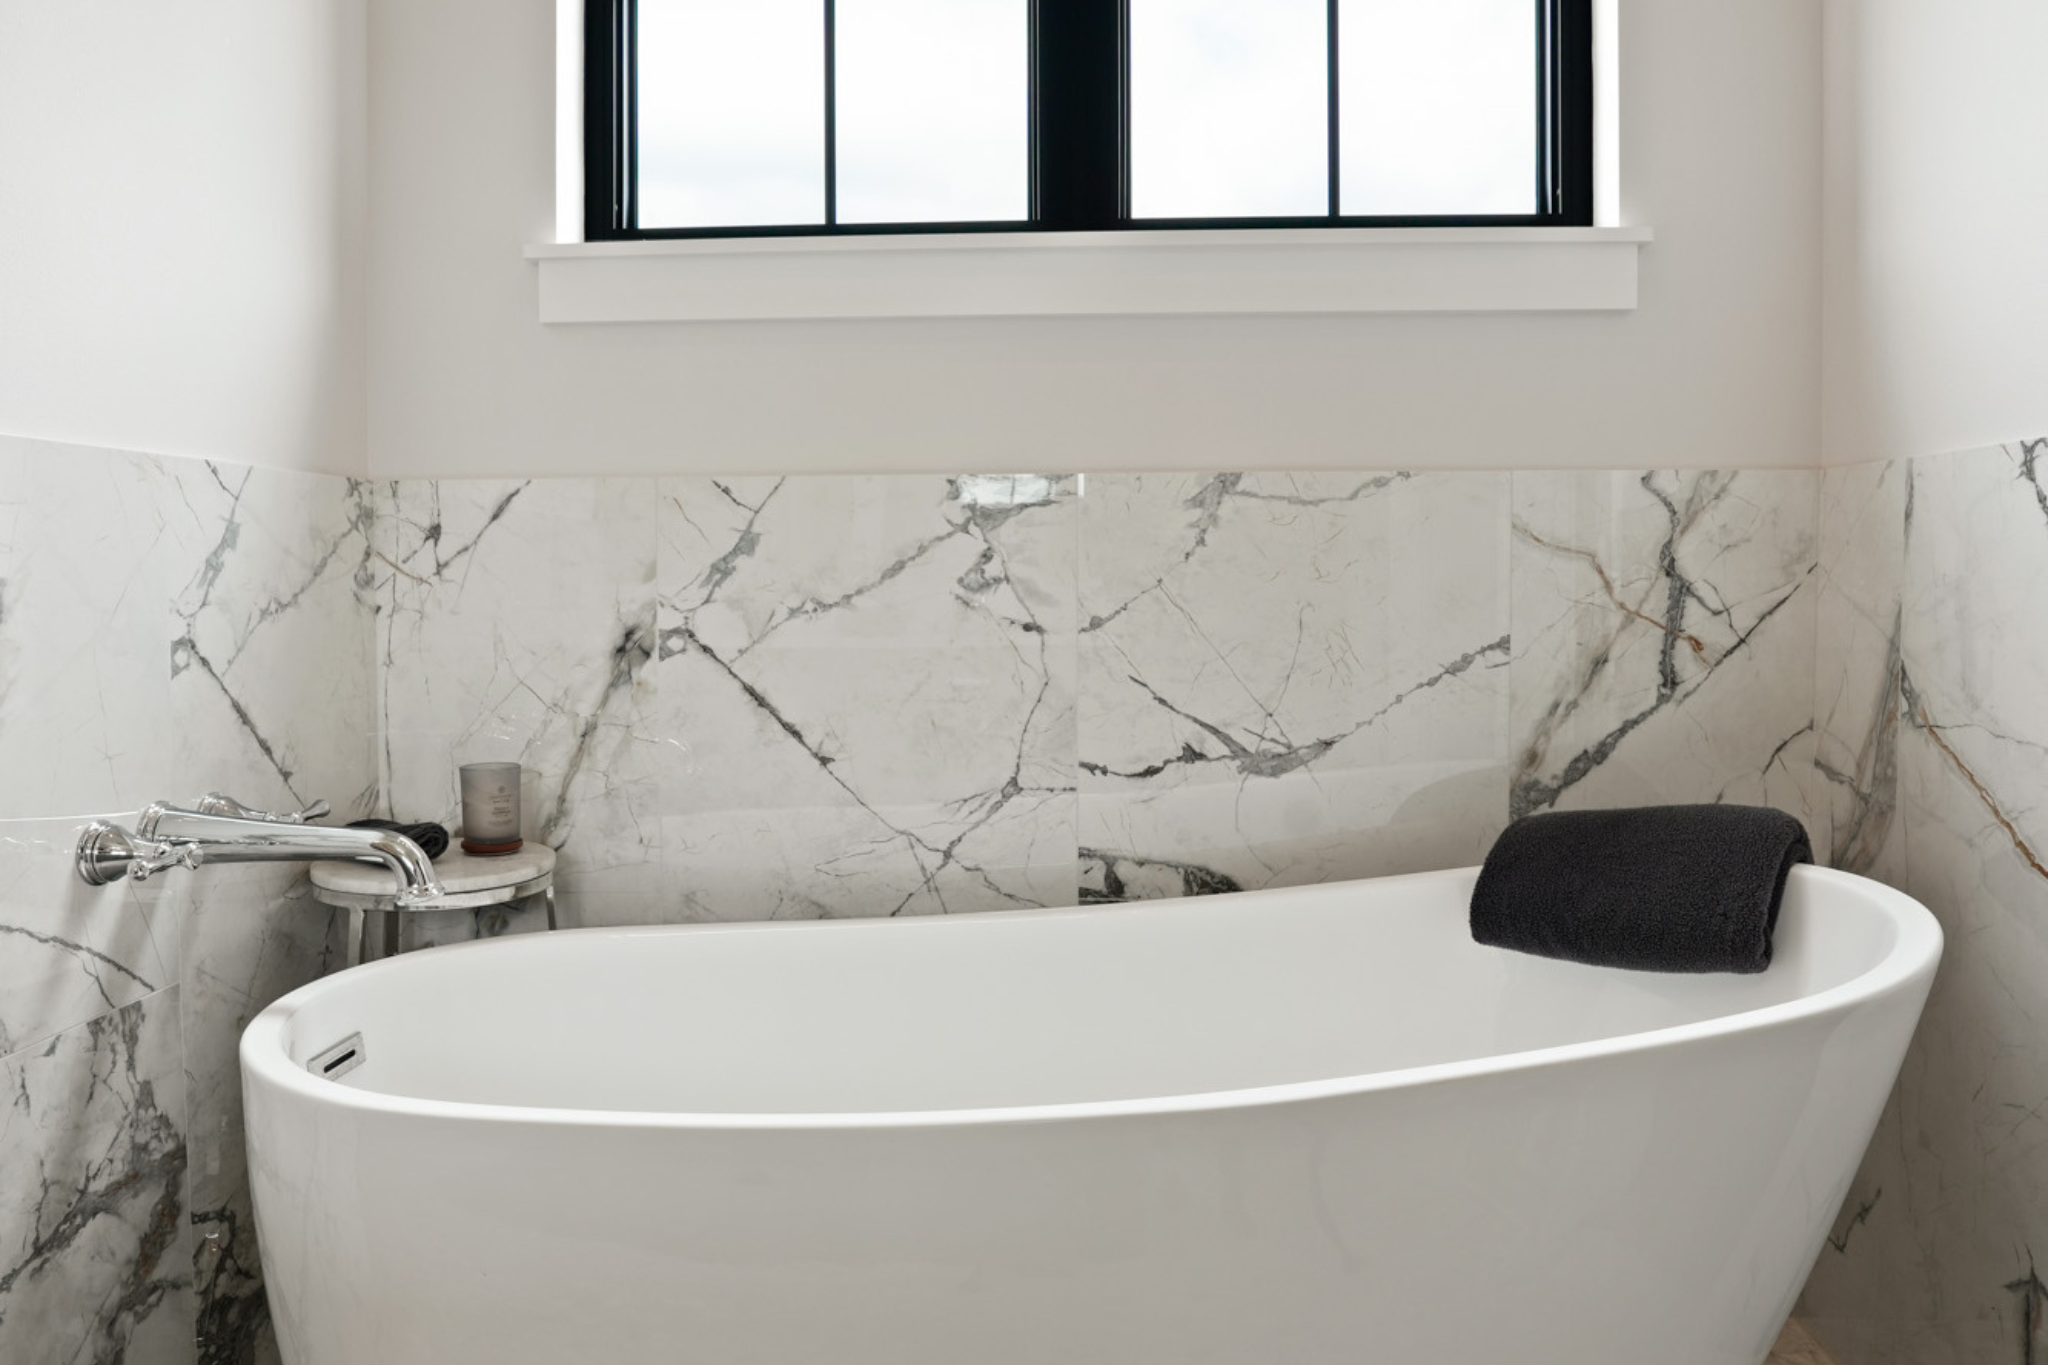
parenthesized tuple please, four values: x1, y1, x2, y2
(243, 865, 1939, 1365)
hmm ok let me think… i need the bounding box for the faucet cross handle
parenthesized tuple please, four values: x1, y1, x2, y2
(193, 793, 332, 825)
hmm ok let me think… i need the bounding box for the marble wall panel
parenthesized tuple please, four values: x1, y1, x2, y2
(655, 474, 1077, 921)
(372, 479, 660, 932)
(0, 991, 192, 1365)
(160, 461, 379, 821)
(1077, 472, 1511, 899)
(1810, 460, 1910, 879)
(1800, 440, 2048, 1365)
(0, 438, 1887, 1364)
(0, 437, 172, 819)
(1508, 470, 1822, 841)
(158, 460, 372, 1364)
(0, 443, 370, 1365)
(373, 467, 1829, 920)
(178, 867, 332, 1365)
(0, 819, 175, 1063)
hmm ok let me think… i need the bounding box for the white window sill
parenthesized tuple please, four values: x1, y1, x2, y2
(525, 226, 1652, 324)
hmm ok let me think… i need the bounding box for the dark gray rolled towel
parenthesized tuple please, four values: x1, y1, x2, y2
(1470, 805, 1812, 974)
(346, 819, 450, 860)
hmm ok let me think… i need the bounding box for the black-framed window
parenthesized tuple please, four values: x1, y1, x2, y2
(585, 0, 1592, 240)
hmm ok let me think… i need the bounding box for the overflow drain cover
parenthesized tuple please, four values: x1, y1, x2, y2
(308, 1033, 366, 1081)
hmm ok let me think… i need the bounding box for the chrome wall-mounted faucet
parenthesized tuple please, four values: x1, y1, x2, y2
(76, 794, 446, 906)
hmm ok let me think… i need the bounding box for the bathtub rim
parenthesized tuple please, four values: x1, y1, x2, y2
(241, 864, 1942, 1133)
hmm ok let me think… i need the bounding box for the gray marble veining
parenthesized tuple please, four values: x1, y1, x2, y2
(178, 867, 334, 1365)
(1508, 470, 1821, 841)
(1799, 439, 2048, 1365)
(656, 474, 1077, 920)
(0, 819, 174, 1065)
(372, 478, 661, 932)
(360, 466, 1831, 924)
(0, 991, 192, 1365)
(0, 433, 1995, 1365)
(161, 460, 380, 821)
(156, 458, 376, 1365)
(0, 444, 377, 1365)
(1077, 472, 1512, 899)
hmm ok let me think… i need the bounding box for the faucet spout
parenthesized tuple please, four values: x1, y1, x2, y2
(76, 801, 448, 906)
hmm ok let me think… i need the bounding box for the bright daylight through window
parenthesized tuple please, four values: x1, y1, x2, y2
(588, 0, 1590, 239)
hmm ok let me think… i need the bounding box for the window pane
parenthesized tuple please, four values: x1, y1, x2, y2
(1339, 0, 1536, 216)
(638, 0, 824, 229)
(1129, 0, 1329, 220)
(836, 0, 1027, 225)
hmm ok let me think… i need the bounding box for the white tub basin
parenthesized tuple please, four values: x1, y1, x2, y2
(243, 865, 1939, 1365)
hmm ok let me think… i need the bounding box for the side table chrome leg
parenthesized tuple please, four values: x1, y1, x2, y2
(544, 885, 558, 932)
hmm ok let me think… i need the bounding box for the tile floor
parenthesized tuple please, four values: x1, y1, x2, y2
(1767, 1320, 1838, 1365)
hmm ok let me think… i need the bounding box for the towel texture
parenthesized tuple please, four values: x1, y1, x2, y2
(1470, 805, 1812, 974)
(346, 819, 450, 861)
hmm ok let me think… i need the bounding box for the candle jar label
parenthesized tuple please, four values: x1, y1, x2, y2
(459, 763, 524, 847)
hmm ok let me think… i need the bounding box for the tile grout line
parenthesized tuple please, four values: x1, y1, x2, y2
(0, 979, 181, 1071)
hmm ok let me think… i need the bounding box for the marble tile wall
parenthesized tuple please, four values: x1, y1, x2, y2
(657, 475, 1077, 921)
(1798, 439, 2048, 1365)
(372, 467, 1821, 924)
(0, 437, 374, 1365)
(1509, 470, 1821, 839)
(0, 441, 1866, 1364)
(1077, 472, 1510, 897)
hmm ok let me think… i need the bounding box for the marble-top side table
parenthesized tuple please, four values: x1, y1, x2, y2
(311, 844, 557, 965)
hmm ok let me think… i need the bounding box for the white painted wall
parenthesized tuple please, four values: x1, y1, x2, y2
(367, 0, 1823, 477)
(0, 0, 368, 476)
(1821, 0, 2048, 465)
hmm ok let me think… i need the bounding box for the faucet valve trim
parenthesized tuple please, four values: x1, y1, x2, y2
(76, 796, 445, 906)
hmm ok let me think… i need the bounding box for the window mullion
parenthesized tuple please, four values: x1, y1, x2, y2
(824, 0, 838, 226)
(625, 0, 638, 231)
(1326, 0, 1340, 219)
(1558, 0, 1594, 224)
(1539, 0, 1555, 217)
(1033, 0, 1124, 231)
(583, 0, 627, 239)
